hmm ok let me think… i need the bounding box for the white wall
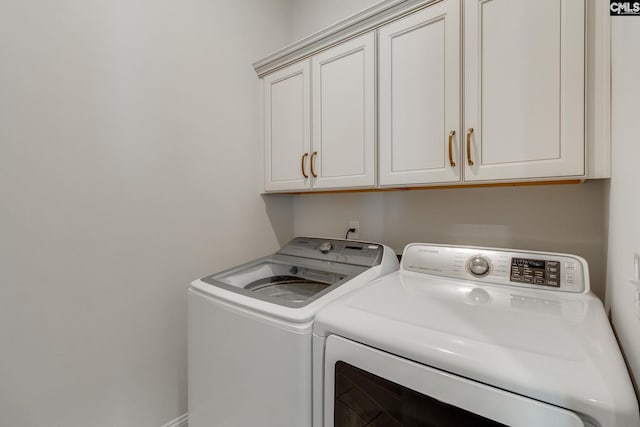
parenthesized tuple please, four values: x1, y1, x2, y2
(607, 18, 640, 390)
(289, 0, 383, 40)
(293, 182, 608, 298)
(0, 1, 293, 426)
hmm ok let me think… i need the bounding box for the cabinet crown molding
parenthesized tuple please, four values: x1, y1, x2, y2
(253, 0, 437, 77)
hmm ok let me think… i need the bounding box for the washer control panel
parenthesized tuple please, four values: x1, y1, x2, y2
(402, 244, 588, 293)
(277, 237, 383, 267)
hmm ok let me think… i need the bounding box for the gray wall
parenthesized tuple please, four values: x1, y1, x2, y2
(0, 1, 293, 426)
(607, 18, 640, 390)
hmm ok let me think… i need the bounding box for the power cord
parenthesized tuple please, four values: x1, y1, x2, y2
(345, 228, 356, 239)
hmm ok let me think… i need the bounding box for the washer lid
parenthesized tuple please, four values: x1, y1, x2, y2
(314, 272, 640, 427)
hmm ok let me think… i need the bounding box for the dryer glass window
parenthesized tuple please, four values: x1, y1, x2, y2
(334, 361, 507, 427)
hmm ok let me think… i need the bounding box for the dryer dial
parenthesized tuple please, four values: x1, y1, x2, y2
(467, 255, 491, 277)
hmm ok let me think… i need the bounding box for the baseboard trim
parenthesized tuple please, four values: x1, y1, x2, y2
(161, 413, 188, 427)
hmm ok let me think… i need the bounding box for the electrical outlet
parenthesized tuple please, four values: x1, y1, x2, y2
(348, 220, 360, 240)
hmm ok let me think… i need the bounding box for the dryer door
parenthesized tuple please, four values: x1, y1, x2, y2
(323, 335, 585, 427)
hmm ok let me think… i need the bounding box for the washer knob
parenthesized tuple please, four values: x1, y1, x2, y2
(319, 241, 333, 254)
(467, 256, 491, 277)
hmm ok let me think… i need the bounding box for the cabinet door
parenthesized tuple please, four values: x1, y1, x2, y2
(379, 0, 461, 186)
(464, 0, 584, 182)
(311, 33, 376, 189)
(263, 60, 311, 192)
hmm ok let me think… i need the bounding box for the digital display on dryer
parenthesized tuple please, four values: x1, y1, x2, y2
(510, 258, 560, 287)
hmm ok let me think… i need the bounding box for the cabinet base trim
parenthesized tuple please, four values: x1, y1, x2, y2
(271, 179, 585, 195)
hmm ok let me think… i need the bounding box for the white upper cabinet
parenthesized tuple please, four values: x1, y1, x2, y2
(262, 33, 374, 192)
(263, 60, 311, 192)
(463, 0, 585, 182)
(311, 33, 376, 189)
(379, 0, 461, 186)
(256, 0, 597, 192)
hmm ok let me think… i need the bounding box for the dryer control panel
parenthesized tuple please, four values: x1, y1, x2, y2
(510, 257, 561, 287)
(401, 244, 588, 293)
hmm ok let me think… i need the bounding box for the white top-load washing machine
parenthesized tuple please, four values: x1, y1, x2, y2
(312, 243, 640, 427)
(188, 237, 399, 427)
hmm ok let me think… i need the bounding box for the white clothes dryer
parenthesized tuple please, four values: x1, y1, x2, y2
(188, 237, 399, 427)
(312, 243, 640, 427)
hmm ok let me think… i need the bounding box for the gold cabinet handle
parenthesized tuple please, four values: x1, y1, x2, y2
(310, 151, 318, 178)
(448, 130, 456, 167)
(301, 153, 309, 178)
(466, 128, 474, 166)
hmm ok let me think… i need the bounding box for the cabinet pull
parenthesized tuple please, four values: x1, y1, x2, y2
(466, 128, 474, 166)
(301, 153, 309, 178)
(448, 130, 456, 167)
(310, 151, 318, 178)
